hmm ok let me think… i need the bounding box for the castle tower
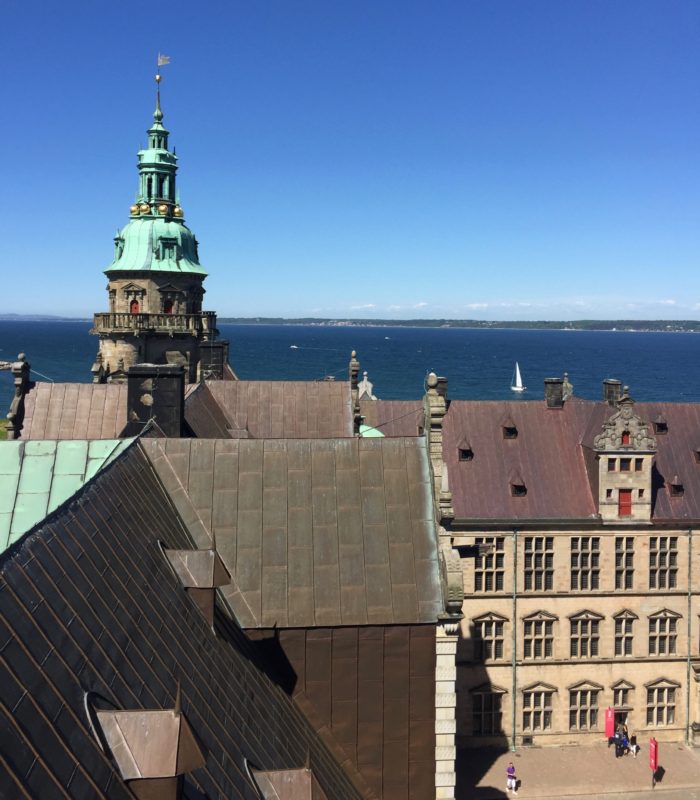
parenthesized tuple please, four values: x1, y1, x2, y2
(91, 70, 218, 384)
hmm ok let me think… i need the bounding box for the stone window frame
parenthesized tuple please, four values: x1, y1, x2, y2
(615, 536, 635, 590)
(568, 680, 603, 731)
(470, 683, 507, 737)
(523, 610, 557, 661)
(649, 536, 678, 590)
(524, 535, 554, 592)
(569, 610, 603, 659)
(472, 612, 508, 661)
(645, 678, 679, 727)
(474, 536, 505, 593)
(570, 536, 600, 591)
(648, 609, 681, 656)
(611, 679, 635, 710)
(613, 610, 637, 657)
(522, 682, 557, 732)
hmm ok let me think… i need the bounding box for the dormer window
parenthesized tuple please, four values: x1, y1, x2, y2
(159, 237, 178, 260)
(694, 448, 700, 464)
(511, 481, 527, 497)
(459, 447, 474, 462)
(503, 425, 518, 440)
(621, 430, 631, 445)
(653, 419, 668, 435)
(670, 479, 684, 497)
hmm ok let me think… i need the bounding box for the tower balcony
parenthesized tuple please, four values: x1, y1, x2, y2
(91, 311, 218, 339)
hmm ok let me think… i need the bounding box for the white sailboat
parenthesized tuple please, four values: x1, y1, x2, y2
(511, 362, 526, 393)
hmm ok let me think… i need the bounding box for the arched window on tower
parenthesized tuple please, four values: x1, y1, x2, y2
(146, 176, 153, 198)
(130, 299, 140, 315)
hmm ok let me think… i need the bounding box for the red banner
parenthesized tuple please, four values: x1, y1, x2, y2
(605, 708, 615, 739)
(649, 737, 658, 772)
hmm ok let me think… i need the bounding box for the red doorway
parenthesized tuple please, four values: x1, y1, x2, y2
(130, 299, 140, 315)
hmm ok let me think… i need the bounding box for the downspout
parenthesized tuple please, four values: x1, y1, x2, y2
(686, 527, 692, 746)
(511, 528, 518, 752)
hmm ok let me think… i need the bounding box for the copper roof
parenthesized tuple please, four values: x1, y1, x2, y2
(359, 400, 424, 437)
(0, 444, 368, 799)
(184, 382, 236, 438)
(445, 398, 700, 522)
(444, 398, 599, 521)
(205, 380, 354, 438)
(140, 437, 443, 628)
(19, 382, 128, 439)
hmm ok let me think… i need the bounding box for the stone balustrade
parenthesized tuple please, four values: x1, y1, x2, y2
(92, 311, 218, 337)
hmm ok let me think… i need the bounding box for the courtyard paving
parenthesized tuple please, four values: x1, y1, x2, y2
(457, 741, 700, 799)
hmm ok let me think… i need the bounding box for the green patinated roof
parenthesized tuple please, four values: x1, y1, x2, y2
(0, 438, 134, 552)
(359, 423, 385, 438)
(105, 217, 207, 275)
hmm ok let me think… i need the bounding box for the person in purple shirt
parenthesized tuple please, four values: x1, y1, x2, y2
(507, 761, 518, 794)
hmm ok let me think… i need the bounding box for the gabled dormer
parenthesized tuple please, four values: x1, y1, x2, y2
(593, 389, 656, 522)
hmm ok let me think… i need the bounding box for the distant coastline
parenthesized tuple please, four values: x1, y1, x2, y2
(1, 314, 698, 332)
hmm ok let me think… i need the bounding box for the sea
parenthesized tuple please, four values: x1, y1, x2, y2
(1, 320, 700, 413)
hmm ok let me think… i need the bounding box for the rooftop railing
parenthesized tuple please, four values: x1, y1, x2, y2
(92, 311, 218, 337)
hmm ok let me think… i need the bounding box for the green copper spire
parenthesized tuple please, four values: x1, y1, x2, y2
(105, 68, 206, 276)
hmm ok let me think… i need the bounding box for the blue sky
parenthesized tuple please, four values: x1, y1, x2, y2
(1, 1, 698, 319)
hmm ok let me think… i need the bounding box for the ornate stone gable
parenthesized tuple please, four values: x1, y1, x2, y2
(593, 393, 656, 452)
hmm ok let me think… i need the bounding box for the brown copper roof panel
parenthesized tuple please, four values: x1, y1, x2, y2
(444, 398, 598, 520)
(183, 383, 234, 438)
(0, 445, 368, 799)
(19, 383, 128, 440)
(141, 437, 443, 627)
(206, 380, 354, 438)
(359, 401, 424, 437)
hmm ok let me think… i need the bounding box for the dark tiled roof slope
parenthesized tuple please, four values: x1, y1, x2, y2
(19, 382, 128, 440)
(445, 398, 700, 522)
(359, 400, 424, 437)
(206, 380, 354, 438)
(140, 437, 443, 628)
(0, 445, 367, 799)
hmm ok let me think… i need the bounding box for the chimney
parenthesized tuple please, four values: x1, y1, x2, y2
(125, 364, 185, 437)
(199, 339, 231, 380)
(603, 379, 622, 406)
(544, 377, 564, 408)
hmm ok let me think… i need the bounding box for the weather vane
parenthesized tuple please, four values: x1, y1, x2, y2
(155, 53, 171, 109)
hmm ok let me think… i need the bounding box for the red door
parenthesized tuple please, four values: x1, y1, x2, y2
(618, 489, 632, 517)
(130, 299, 140, 315)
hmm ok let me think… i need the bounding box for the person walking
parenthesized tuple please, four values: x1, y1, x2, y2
(506, 761, 518, 794)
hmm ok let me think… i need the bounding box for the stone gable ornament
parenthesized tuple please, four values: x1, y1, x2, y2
(593, 389, 656, 452)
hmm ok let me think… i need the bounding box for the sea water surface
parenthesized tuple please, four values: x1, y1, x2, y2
(1, 320, 699, 413)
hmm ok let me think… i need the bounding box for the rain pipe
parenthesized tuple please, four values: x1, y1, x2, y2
(511, 528, 518, 752)
(686, 527, 693, 746)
